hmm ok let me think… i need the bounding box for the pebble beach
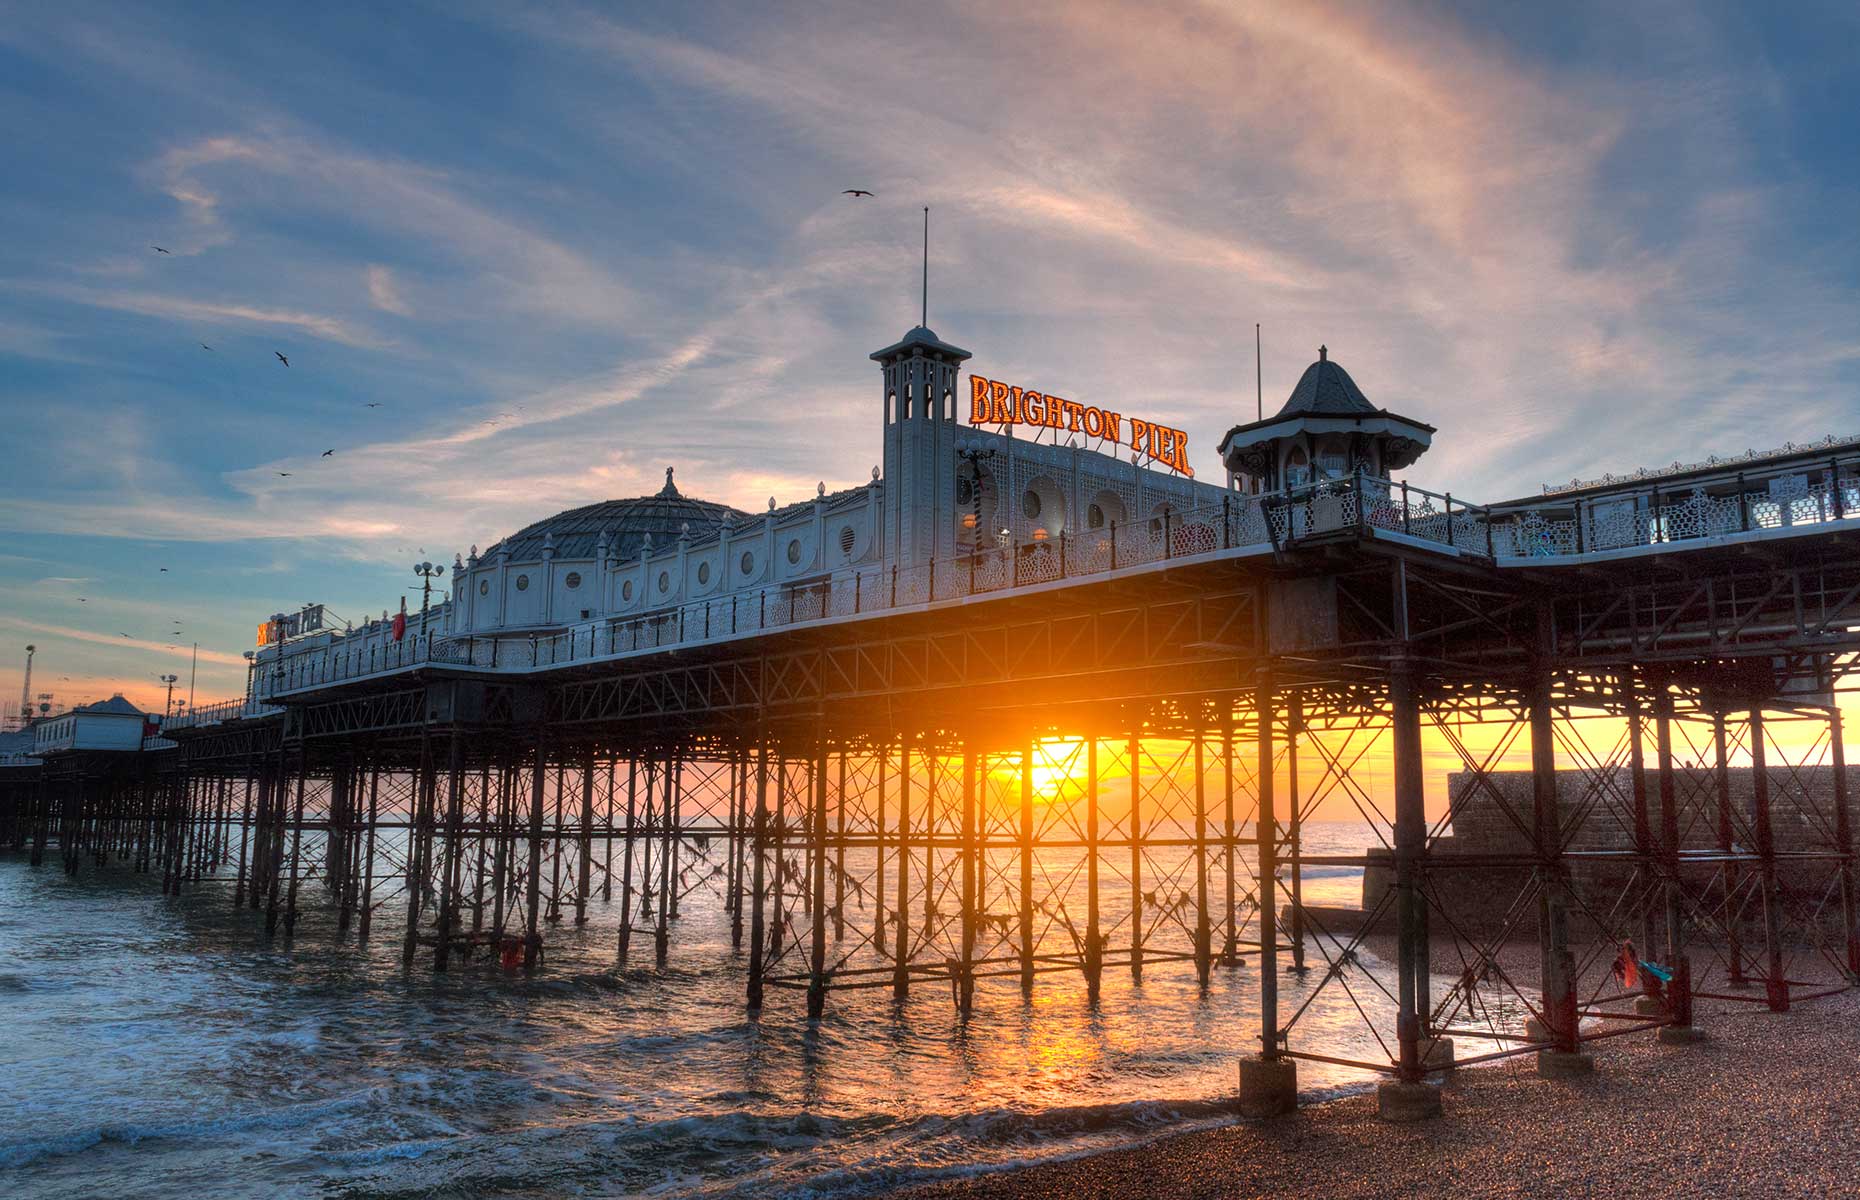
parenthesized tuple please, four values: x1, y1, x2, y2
(895, 990, 1860, 1199)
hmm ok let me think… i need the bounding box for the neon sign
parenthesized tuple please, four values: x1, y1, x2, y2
(968, 374, 1192, 475)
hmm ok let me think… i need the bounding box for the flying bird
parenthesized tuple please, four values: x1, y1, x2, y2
(277, 471, 291, 477)
(119, 632, 130, 637)
(321, 449, 334, 457)
(152, 246, 171, 254)
(842, 189, 874, 197)
(275, 351, 289, 367)
(77, 598, 87, 602)
(201, 343, 213, 351)
(159, 567, 168, 572)
(365, 402, 383, 408)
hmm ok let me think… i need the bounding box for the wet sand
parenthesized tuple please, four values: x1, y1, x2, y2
(894, 990, 1860, 1199)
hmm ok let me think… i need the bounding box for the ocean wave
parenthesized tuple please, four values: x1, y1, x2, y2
(0, 1089, 383, 1170)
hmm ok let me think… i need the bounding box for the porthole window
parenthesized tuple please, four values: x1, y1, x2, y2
(623, 580, 634, 601)
(478, 579, 489, 596)
(740, 550, 755, 576)
(838, 526, 856, 557)
(786, 539, 801, 565)
(564, 571, 582, 590)
(1088, 503, 1106, 530)
(1022, 489, 1042, 520)
(658, 570, 670, 592)
(515, 574, 530, 592)
(698, 561, 711, 585)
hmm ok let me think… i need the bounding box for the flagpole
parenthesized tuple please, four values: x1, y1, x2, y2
(188, 642, 197, 712)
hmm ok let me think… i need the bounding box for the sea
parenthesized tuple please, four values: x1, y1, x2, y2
(0, 821, 1458, 1199)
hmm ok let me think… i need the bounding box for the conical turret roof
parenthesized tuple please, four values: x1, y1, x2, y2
(1276, 345, 1376, 419)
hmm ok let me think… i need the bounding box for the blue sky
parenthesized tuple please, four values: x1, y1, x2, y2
(2, 1, 1857, 712)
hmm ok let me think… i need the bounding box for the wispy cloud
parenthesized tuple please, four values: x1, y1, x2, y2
(24, 283, 389, 347)
(365, 265, 411, 316)
(0, 615, 248, 666)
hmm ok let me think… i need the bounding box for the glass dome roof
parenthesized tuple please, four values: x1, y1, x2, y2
(482, 468, 751, 562)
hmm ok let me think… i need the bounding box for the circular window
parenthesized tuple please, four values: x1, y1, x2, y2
(564, 571, 582, 590)
(698, 561, 711, 585)
(623, 580, 633, 601)
(838, 526, 856, 557)
(740, 551, 754, 576)
(786, 540, 801, 565)
(478, 579, 489, 596)
(1022, 489, 1042, 520)
(658, 570, 670, 592)
(515, 574, 530, 592)
(1088, 503, 1105, 530)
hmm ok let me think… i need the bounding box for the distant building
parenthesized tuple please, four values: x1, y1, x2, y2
(33, 695, 149, 756)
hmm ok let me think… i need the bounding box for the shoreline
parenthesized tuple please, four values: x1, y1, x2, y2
(888, 990, 1860, 1199)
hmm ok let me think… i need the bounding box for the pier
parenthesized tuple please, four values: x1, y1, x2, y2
(4, 335, 1858, 1122)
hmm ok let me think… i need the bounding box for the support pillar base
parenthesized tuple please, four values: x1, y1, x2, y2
(1633, 995, 1665, 1016)
(1536, 1050, 1594, 1078)
(1236, 1056, 1297, 1118)
(1657, 1023, 1707, 1045)
(1376, 1080, 1442, 1123)
(1422, 1036, 1455, 1071)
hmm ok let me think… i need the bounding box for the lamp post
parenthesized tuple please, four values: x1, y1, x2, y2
(159, 673, 179, 719)
(414, 561, 444, 645)
(243, 650, 256, 710)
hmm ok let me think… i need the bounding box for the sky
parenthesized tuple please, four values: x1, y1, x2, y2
(1, 0, 1858, 716)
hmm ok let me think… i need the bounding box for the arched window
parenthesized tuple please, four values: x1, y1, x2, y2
(1285, 446, 1311, 489)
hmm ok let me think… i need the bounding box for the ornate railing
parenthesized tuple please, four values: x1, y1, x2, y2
(254, 457, 1858, 697)
(159, 697, 282, 730)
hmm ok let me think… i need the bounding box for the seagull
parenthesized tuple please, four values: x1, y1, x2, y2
(842, 189, 874, 198)
(77, 598, 87, 602)
(275, 351, 289, 367)
(321, 449, 334, 457)
(119, 632, 130, 637)
(365, 402, 383, 408)
(277, 471, 291, 477)
(201, 343, 213, 351)
(152, 246, 171, 254)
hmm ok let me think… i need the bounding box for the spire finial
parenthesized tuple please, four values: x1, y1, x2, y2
(1319, 344, 1327, 362)
(921, 207, 929, 328)
(658, 465, 679, 498)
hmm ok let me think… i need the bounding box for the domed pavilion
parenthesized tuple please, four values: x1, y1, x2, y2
(454, 468, 753, 633)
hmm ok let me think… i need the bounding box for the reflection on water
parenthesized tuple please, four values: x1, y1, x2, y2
(1, 823, 1419, 1199)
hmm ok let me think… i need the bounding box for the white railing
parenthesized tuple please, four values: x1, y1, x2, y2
(253, 456, 1858, 698)
(160, 697, 281, 730)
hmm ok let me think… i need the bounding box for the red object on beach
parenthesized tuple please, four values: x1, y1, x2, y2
(500, 937, 524, 970)
(1613, 940, 1639, 990)
(392, 599, 407, 642)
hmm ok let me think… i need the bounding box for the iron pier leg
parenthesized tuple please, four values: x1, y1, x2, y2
(1749, 707, 1788, 1011)
(808, 738, 830, 1020)
(1194, 733, 1211, 987)
(1129, 731, 1144, 983)
(833, 750, 847, 944)
(1085, 737, 1102, 1004)
(1287, 698, 1307, 973)
(1020, 742, 1035, 998)
(1715, 711, 1744, 984)
(617, 758, 638, 965)
(1832, 702, 1860, 980)
(748, 742, 771, 1011)
(523, 735, 546, 972)
(359, 763, 379, 942)
(891, 741, 911, 999)
(958, 741, 976, 1014)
